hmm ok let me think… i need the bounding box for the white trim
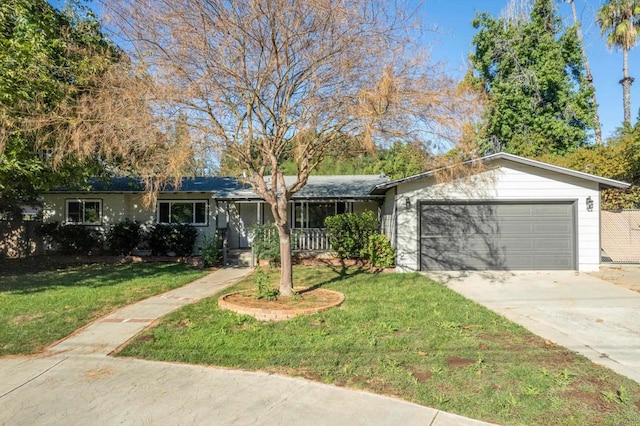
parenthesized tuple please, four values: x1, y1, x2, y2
(157, 200, 208, 226)
(65, 198, 102, 225)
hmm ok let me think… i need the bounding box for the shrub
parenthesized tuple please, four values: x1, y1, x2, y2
(324, 210, 378, 259)
(148, 223, 197, 256)
(366, 233, 395, 269)
(249, 223, 281, 265)
(200, 234, 223, 267)
(254, 266, 279, 300)
(37, 222, 101, 254)
(106, 220, 142, 255)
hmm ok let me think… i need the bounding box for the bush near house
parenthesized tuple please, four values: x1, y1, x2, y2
(249, 223, 281, 265)
(148, 223, 197, 256)
(106, 220, 142, 255)
(249, 212, 395, 268)
(200, 234, 223, 267)
(325, 211, 394, 267)
(37, 222, 101, 254)
(324, 211, 378, 259)
(366, 233, 395, 268)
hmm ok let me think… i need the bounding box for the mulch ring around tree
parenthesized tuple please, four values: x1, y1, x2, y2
(218, 286, 345, 322)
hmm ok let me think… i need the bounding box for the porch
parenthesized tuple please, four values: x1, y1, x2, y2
(217, 199, 379, 250)
(221, 227, 333, 266)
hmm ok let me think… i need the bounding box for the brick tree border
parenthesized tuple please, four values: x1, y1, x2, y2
(218, 289, 345, 322)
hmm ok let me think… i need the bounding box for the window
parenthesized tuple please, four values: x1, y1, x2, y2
(66, 199, 102, 225)
(293, 201, 350, 228)
(158, 201, 208, 225)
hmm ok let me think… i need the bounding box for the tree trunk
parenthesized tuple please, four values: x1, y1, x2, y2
(276, 223, 294, 297)
(568, 0, 603, 144)
(621, 47, 634, 125)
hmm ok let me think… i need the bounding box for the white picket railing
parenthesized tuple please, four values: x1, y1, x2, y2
(258, 227, 331, 251)
(292, 228, 331, 251)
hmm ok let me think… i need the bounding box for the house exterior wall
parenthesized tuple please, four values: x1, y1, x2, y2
(43, 193, 129, 226)
(391, 160, 601, 272)
(352, 201, 378, 215)
(381, 190, 396, 247)
(42, 192, 217, 252)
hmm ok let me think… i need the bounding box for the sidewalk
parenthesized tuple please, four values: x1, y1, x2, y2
(47, 266, 251, 356)
(0, 267, 496, 426)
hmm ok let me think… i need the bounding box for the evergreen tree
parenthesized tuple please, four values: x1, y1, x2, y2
(467, 0, 595, 156)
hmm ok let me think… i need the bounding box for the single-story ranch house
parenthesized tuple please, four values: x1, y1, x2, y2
(42, 152, 629, 272)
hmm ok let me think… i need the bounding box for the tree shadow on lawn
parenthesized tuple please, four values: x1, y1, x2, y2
(0, 261, 191, 295)
(296, 259, 368, 292)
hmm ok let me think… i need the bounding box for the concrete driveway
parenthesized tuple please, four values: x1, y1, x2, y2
(424, 270, 640, 384)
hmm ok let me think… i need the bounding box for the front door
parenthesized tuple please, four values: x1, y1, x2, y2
(229, 203, 259, 248)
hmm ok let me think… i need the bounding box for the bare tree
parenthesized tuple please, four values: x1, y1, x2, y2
(11, 63, 193, 206)
(563, 0, 603, 144)
(106, 0, 481, 296)
(501, 0, 533, 24)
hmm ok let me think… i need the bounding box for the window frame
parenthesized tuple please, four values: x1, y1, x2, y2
(292, 201, 351, 229)
(65, 198, 103, 225)
(157, 200, 209, 226)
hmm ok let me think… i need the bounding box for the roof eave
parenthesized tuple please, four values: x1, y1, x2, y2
(370, 152, 631, 194)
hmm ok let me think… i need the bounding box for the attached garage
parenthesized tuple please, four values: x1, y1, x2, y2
(419, 202, 575, 271)
(373, 152, 630, 273)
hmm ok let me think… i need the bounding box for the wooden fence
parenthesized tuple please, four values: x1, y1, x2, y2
(601, 210, 640, 263)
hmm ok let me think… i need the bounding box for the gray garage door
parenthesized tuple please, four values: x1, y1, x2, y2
(420, 202, 575, 270)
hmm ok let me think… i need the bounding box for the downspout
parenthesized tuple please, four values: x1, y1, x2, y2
(393, 187, 398, 252)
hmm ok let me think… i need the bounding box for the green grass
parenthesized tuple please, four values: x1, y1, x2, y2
(120, 266, 640, 425)
(0, 262, 207, 355)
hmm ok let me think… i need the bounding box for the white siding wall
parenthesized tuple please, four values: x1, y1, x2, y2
(392, 160, 601, 272)
(352, 201, 378, 215)
(381, 190, 396, 247)
(43, 193, 128, 226)
(43, 192, 217, 253)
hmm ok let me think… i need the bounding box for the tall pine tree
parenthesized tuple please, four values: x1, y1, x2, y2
(467, 0, 595, 156)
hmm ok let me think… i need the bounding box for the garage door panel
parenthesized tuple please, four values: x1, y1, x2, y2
(420, 202, 575, 271)
(532, 223, 572, 233)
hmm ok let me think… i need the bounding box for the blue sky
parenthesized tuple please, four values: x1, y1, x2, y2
(420, 0, 628, 141)
(51, 0, 626, 142)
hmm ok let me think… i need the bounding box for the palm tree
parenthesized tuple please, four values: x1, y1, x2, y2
(564, 0, 603, 144)
(598, 0, 640, 125)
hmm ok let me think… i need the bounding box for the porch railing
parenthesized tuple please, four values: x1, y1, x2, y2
(291, 228, 331, 251)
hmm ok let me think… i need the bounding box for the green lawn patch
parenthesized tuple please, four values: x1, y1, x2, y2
(120, 266, 640, 425)
(0, 261, 207, 355)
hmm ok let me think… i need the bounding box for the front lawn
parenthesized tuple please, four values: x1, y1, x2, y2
(120, 266, 640, 425)
(0, 260, 207, 355)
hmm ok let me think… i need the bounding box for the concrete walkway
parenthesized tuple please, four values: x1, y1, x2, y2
(426, 270, 640, 384)
(0, 267, 494, 426)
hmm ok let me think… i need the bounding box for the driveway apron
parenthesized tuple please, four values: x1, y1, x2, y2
(426, 270, 640, 384)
